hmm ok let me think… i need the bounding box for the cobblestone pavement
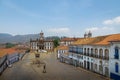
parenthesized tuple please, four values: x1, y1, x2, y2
(0, 52, 109, 80)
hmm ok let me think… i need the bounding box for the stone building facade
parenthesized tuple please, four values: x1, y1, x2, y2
(30, 31, 54, 51)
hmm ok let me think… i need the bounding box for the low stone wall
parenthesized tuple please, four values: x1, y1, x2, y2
(0, 51, 29, 75)
(0, 55, 7, 75)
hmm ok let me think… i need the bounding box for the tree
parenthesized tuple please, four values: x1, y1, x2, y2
(53, 39, 59, 48)
(5, 43, 15, 48)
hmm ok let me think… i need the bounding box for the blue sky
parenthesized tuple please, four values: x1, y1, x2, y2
(0, 0, 120, 37)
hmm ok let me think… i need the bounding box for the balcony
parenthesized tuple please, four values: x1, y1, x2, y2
(103, 56, 109, 60)
(86, 53, 89, 56)
(78, 52, 83, 55)
(91, 54, 94, 57)
(69, 50, 83, 55)
(84, 53, 86, 55)
(94, 55, 98, 58)
(99, 56, 103, 59)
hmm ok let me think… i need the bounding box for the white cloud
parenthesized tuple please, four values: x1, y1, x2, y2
(85, 26, 114, 36)
(103, 16, 120, 25)
(102, 26, 113, 30)
(103, 20, 113, 25)
(114, 16, 120, 23)
(85, 26, 113, 33)
(48, 27, 70, 33)
(85, 27, 99, 32)
(84, 16, 120, 36)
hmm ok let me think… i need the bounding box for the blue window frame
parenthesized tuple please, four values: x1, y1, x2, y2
(115, 63, 119, 73)
(114, 47, 119, 59)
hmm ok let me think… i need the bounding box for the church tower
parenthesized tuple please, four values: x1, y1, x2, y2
(88, 31, 92, 38)
(38, 30, 44, 50)
(84, 32, 88, 38)
(40, 30, 44, 40)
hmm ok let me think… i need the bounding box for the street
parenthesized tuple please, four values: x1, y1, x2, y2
(0, 52, 109, 80)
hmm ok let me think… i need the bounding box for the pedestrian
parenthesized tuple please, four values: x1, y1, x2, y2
(43, 64, 46, 73)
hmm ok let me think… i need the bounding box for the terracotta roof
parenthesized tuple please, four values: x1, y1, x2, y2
(0, 47, 25, 57)
(71, 33, 120, 46)
(60, 38, 78, 41)
(109, 40, 120, 42)
(56, 46, 68, 50)
(95, 34, 120, 45)
(71, 36, 107, 45)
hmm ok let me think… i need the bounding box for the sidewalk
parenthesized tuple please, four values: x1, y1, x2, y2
(76, 67, 110, 80)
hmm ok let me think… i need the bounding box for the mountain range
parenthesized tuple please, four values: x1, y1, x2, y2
(0, 33, 60, 44)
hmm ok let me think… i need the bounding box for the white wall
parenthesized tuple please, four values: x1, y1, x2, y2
(109, 42, 120, 76)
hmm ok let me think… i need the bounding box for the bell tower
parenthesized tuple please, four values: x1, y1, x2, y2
(40, 30, 44, 40)
(38, 30, 44, 50)
(88, 31, 92, 38)
(84, 32, 87, 38)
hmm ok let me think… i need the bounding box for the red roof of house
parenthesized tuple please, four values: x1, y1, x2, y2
(94, 34, 120, 45)
(71, 33, 120, 46)
(0, 47, 25, 57)
(60, 38, 78, 41)
(56, 46, 68, 50)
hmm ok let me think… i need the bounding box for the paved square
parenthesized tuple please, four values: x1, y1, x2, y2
(0, 52, 109, 80)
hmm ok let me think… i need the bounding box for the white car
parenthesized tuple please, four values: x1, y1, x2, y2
(42, 50, 47, 53)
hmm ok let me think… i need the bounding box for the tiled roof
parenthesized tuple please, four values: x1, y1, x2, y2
(71, 33, 120, 46)
(0, 47, 25, 57)
(71, 36, 107, 45)
(95, 34, 120, 45)
(109, 40, 120, 42)
(56, 46, 68, 50)
(60, 38, 79, 41)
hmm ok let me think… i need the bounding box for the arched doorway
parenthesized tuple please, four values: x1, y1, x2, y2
(99, 60, 103, 74)
(91, 62, 93, 71)
(84, 48, 86, 55)
(105, 49, 109, 60)
(95, 48, 98, 58)
(87, 48, 89, 56)
(94, 64, 97, 72)
(91, 48, 93, 57)
(84, 61, 86, 69)
(87, 61, 90, 70)
(105, 67, 109, 76)
(99, 49, 103, 59)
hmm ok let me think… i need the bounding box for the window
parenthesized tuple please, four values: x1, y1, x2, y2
(95, 48, 98, 57)
(84, 48, 86, 55)
(105, 49, 109, 59)
(91, 48, 93, 56)
(115, 63, 119, 73)
(99, 49, 103, 58)
(114, 47, 119, 59)
(87, 48, 89, 56)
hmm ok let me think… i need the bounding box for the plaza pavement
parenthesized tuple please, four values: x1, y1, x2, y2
(0, 52, 110, 80)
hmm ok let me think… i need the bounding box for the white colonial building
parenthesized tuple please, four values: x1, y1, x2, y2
(109, 39, 120, 80)
(68, 33, 120, 79)
(60, 37, 79, 46)
(30, 31, 54, 52)
(56, 45, 68, 59)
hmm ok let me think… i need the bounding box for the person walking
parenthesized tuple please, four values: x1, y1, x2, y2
(43, 64, 46, 73)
